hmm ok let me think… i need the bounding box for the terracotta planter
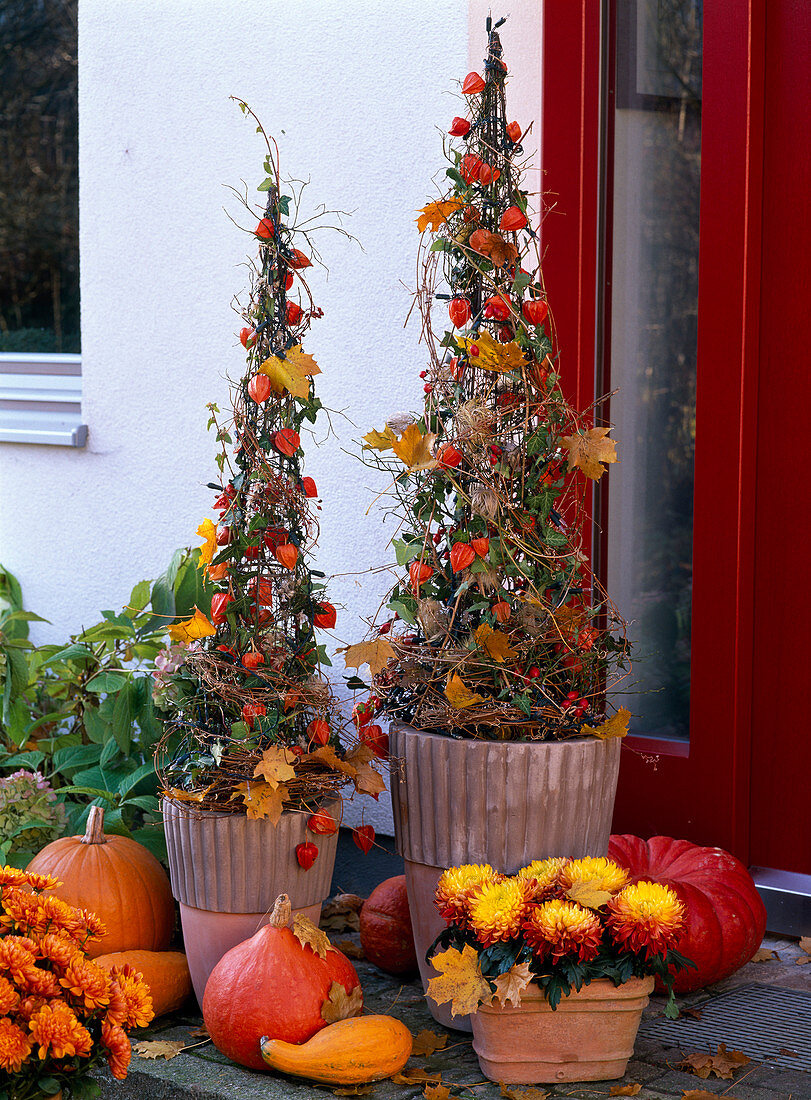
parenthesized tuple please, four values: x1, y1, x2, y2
(472, 977, 654, 1083)
(389, 722, 621, 1029)
(162, 798, 339, 1004)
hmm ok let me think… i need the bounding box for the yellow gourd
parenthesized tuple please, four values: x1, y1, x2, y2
(259, 1014, 413, 1085)
(95, 950, 192, 1017)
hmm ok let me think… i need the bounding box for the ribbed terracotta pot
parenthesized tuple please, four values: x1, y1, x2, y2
(389, 723, 621, 1029)
(472, 977, 654, 1083)
(162, 798, 339, 1004)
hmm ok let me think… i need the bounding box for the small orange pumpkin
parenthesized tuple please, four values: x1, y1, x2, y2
(26, 806, 175, 958)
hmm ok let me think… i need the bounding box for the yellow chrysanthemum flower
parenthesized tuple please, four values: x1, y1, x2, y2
(605, 880, 685, 959)
(516, 858, 570, 900)
(559, 857, 629, 896)
(522, 899, 604, 962)
(434, 863, 501, 928)
(468, 878, 532, 947)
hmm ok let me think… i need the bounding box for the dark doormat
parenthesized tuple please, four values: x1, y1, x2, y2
(640, 983, 811, 1072)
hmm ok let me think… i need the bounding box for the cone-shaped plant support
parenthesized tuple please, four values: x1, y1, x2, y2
(157, 106, 383, 826)
(353, 23, 631, 741)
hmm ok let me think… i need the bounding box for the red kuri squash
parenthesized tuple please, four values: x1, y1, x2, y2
(202, 894, 362, 1071)
(359, 876, 417, 977)
(608, 834, 767, 992)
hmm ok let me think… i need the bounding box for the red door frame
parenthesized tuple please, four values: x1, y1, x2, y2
(541, 0, 766, 861)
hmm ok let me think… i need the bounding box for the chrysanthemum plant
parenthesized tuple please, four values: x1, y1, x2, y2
(349, 23, 630, 741)
(427, 857, 694, 1017)
(156, 106, 383, 858)
(0, 866, 152, 1099)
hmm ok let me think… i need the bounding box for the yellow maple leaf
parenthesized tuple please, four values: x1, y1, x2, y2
(581, 707, 631, 741)
(362, 426, 397, 451)
(409, 1030, 448, 1057)
(444, 672, 486, 710)
(196, 518, 218, 569)
(492, 960, 533, 1008)
(304, 744, 358, 779)
(416, 198, 463, 233)
(168, 608, 216, 644)
(292, 913, 332, 959)
(561, 427, 618, 480)
(353, 762, 386, 799)
(459, 330, 526, 374)
(134, 1040, 186, 1061)
(253, 745, 297, 787)
(320, 981, 364, 1024)
(229, 780, 287, 824)
(392, 424, 438, 470)
(424, 1085, 452, 1100)
(474, 623, 518, 663)
(566, 880, 613, 909)
(259, 344, 320, 400)
(426, 945, 492, 1017)
(338, 638, 396, 676)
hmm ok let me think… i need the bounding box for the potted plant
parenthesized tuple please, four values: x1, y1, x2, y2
(0, 864, 153, 1099)
(347, 23, 630, 1025)
(426, 856, 692, 1083)
(156, 107, 382, 1004)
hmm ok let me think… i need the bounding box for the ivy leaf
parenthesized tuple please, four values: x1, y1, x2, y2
(320, 981, 364, 1024)
(560, 427, 618, 480)
(253, 745, 297, 787)
(444, 672, 485, 710)
(338, 638, 396, 676)
(581, 708, 631, 741)
(259, 345, 320, 400)
(426, 945, 492, 1017)
(292, 913, 332, 959)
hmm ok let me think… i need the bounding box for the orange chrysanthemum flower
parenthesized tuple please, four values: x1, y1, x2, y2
(105, 979, 128, 1029)
(559, 857, 629, 896)
(605, 880, 686, 959)
(110, 967, 154, 1029)
(59, 957, 111, 1011)
(16, 995, 48, 1023)
(516, 858, 570, 900)
(35, 932, 81, 972)
(19, 965, 61, 1000)
(0, 937, 38, 984)
(77, 908, 107, 943)
(0, 867, 30, 890)
(0, 974, 19, 1015)
(522, 899, 604, 963)
(37, 895, 85, 939)
(29, 1001, 93, 1061)
(101, 1019, 132, 1080)
(434, 863, 501, 927)
(21, 870, 61, 894)
(0, 890, 41, 933)
(468, 878, 532, 946)
(0, 1016, 33, 1072)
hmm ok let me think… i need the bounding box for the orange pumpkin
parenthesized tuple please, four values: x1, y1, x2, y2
(95, 950, 191, 1017)
(203, 894, 362, 1071)
(359, 876, 417, 977)
(26, 806, 175, 958)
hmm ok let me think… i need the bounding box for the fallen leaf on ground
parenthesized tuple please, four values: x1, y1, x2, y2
(681, 1007, 703, 1021)
(444, 672, 486, 710)
(610, 1086, 642, 1096)
(188, 1025, 209, 1039)
(492, 961, 533, 1008)
(410, 1029, 448, 1056)
(134, 1040, 186, 1061)
(332, 1086, 374, 1097)
(258, 345, 320, 400)
(799, 936, 811, 954)
(499, 1084, 549, 1100)
(474, 623, 518, 663)
(292, 913, 332, 959)
(320, 893, 364, 932)
(561, 426, 618, 480)
(253, 744, 297, 786)
(581, 708, 631, 741)
(682, 1093, 739, 1100)
(565, 880, 613, 909)
(339, 638, 397, 676)
(392, 423, 438, 470)
(391, 1069, 442, 1085)
(332, 938, 364, 959)
(362, 426, 397, 452)
(423, 1085, 452, 1100)
(778, 1048, 798, 1056)
(229, 780, 287, 824)
(320, 981, 364, 1024)
(427, 945, 492, 1017)
(679, 1044, 751, 1080)
(751, 947, 777, 962)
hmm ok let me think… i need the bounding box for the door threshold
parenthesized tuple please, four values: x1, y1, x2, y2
(750, 867, 811, 937)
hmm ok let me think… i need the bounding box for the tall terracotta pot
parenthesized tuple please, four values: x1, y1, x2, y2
(389, 723, 621, 1029)
(162, 798, 339, 1004)
(472, 977, 654, 1083)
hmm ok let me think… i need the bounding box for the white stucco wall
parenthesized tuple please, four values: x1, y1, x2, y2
(0, 0, 543, 835)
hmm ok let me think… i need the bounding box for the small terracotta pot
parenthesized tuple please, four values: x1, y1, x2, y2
(471, 976, 654, 1083)
(162, 798, 339, 1003)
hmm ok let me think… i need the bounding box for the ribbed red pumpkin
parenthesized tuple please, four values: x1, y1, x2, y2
(203, 895, 362, 1071)
(608, 834, 766, 993)
(359, 876, 417, 977)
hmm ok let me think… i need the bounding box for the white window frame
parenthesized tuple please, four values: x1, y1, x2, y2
(0, 353, 86, 447)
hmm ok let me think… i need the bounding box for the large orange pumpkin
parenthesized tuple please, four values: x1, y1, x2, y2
(26, 806, 175, 958)
(95, 950, 192, 1017)
(608, 834, 767, 993)
(359, 875, 417, 977)
(203, 894, 362, 1072)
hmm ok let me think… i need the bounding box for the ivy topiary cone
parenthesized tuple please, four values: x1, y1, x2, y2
(359, 876, 418, 977)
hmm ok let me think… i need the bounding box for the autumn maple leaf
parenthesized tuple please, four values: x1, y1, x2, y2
(426, 945, 492, 1017)
(362, 426, 397, 451)
(196, 518, 218, 568)
(320, 981, 364, 1024)
(492, 961, 533, 1007)
(561, 427, 618, 480)
(444, 672, 486, 710)
(581, 708, 631, 741)
(259, 345, 320, 400)
(474, 623, 518, 663)
(168, 608, 216, 644)
(467, 227, 518, 268)
(229, 780, 287, 825)
(459, 330, 526, 374)
(565, 880, 613, 909)
(391, 423, 438, 470)
(292, 914, 332, 959)
(253, 745, 297, 787)
(339, 638, 396, 676)
(416, 198, 463, 233)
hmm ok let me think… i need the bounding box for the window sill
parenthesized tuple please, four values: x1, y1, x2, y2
(0, 353, 87, 448)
